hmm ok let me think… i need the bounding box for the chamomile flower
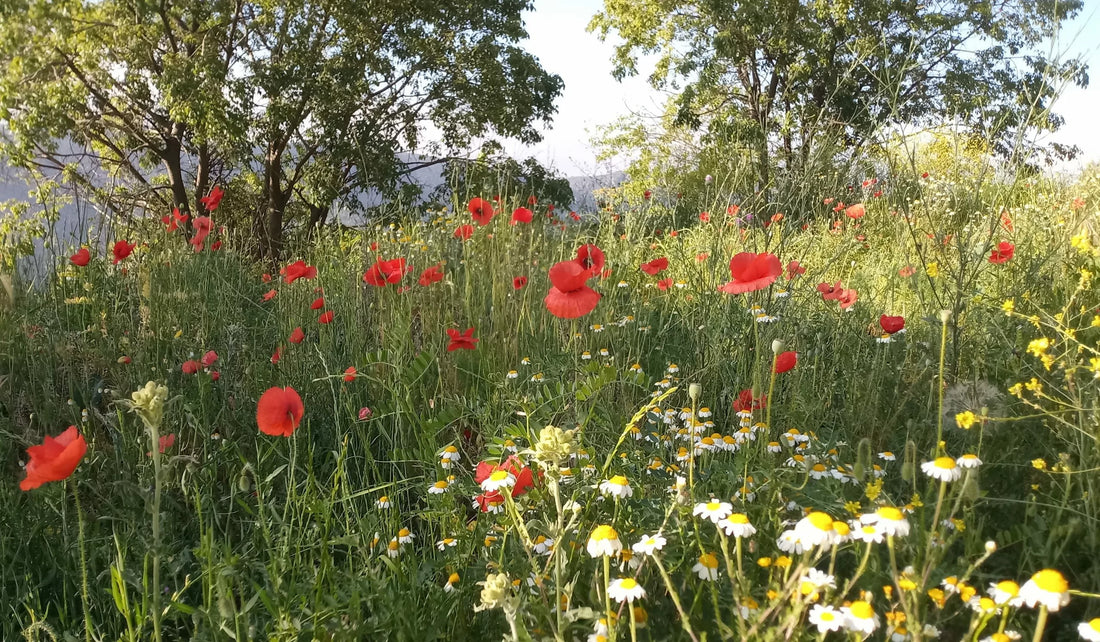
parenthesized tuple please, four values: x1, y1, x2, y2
(632, 533, 667, 556)
(581, 351, 592, 360)
(799, 569, 837, 599)
(667, 363, 679, 373)
(587, 525, 623, 558)
(958, 454, 983, 469)
(793, 511, 837, 548)
(444, 572, 459, 592)
(767, 441, 782, 453)
(599, 475, 633, 499)
(850, 522, 885, 544)
(386, 539, 401, 558)
(842, 600, 879, 635)
(809, 463, 831, 479)
(480, 469, 516, 492)
(808, 604, 845, 633)
(879, 451, 896, 461)
(693, 500, 733, 523)
(521, 357, 531, 366)
(377, 495, 391, 509)
(439, 444, 460, 463)
(860, 506, 910, 537)
(506, 370, 518, 379)
(532, 535, 555, 555)
(397, 527, 415, 544)
(1078, 619, 1100, 641)
(718, 514, 756, 538)
(777, 530, 805, 554)
(608, 578, 646, 603)
(922, 456, 962, 482)
(1019, 569, 1070, 611)
(429, 480, 450, 494)
(437, 537, 457, 551)
(988, 580, 1024, 607)
(692, 553, 719, 580)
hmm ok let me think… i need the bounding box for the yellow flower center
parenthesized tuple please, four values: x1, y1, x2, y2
(934, 456, 957, 470)
(812, 463, 827, 472)
(849, 601, 873, 619)
(1090, 618, 1100, 633)
(807, 511, 834, 531)
(620, 578, 637, 590)
(706, 501, 721, 511)
(433, 481, 448, 488)
(444, 445, 457, 453)
(699, 553, 718, 569)
(609, 475, 628, 486)
(877, 506, 904, 521)
(489, 470, 510, 482)
(591, 525, 618, 542)
(833, 522, 851, 536)
(820, 611, 835, 622)
(448, 573, 459, 583)
(1032, 569, 1068, 593)
(729, 513, 749, 524)
(996, 580, 1019, 596)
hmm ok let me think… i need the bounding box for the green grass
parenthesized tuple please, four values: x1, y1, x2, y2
(1, 168, 1099, 641)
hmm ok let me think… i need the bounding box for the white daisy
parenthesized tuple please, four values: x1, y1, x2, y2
(436, 537, 457, 551)
(608, 577, 646, 603)
(692, 553, 719, 580)
(599, 475, 633, 499)
(793, 511, 837, 548)
(1019, 569, 1070, 611)
(376, 495, 391, 509)
(480, 469, 516, 492)
(958, 453, 983, 469)
(428, 480, 450, 494)
(988, 580, 1024, 607)
(1078, 619, 1100, 642)
(632, 533, 667, 556)
(921, 456, 962, 482)
(587, 525, 623, 558)
(718, 514, 756, 538)
(842, 600, 879, 635)
(397, 527, 415, 544)
(860, 506, 910, 537)
(808, 604, 845, 633)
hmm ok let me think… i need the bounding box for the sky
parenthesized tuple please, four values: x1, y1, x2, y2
(507, 0, 1100, 177)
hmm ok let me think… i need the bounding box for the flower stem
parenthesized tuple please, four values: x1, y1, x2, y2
(1032, 605, 1049, 642)
(653, 555, 699, 642)
(72, 481, 93, 642)
(604, 554, 615, 642)
(628, 602, 638, 642)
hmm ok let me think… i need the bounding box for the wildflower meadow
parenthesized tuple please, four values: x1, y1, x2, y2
(2, 162, 1100, 642)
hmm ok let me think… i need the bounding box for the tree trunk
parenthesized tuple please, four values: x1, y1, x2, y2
(163, 135, 190, 217)
(304, 201, 329, 242)
(261, 145, 287, 261)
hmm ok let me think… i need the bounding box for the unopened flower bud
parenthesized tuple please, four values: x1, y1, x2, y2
(772, 339, 786, 354)
(688, 383, 701, 400)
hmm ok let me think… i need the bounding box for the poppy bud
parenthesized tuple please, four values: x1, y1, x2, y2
(854, 438, 872, 480)
(238, 465, 253, 492)
(901, 440, 918, 482)
(688, 383, 701, 400)
(939, 309, 952, 324)
(985, 540, 997, 553)
(771, 339, 785, 354)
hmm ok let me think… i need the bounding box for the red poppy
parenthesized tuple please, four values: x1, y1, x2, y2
(263, 289, 278, 302)
(817, 281, 842, 301)
(211, 240, 222, 251)
(199, 185, 224, 212)
(162, 207, 189, 232)
(513, 276, 528, 290)
(786, 260, 805, 280)
(989, 241, 1014, 264)
(147, 433, 176, 457)
(112, 240, 136, 264)
(262, 273, 272, 283)
(732, 389, 766, 413)
(310, 297, 325, 310)
(845, 203, 866, 219)
(727, 205, 740, 217)
(289, 327, 305, 344)
(453, 224, 474, 240)
(363, 257, 411, 286)
(419, 264, 444, 286)
(880, 315, 905, 335)
(898, 266, 915, 278)
(575, 244, 605, 275)
(271, 347, 283, 364)
(527, 195, 538, 205)
(696, 252, 709, 262)
(474, 491, 505, 512)
(1000, 211, 1014, 232)
(201, 350, 218, 368)
(19, 426, 87, 490)
(210, 371, 220, 381)
(119, 355, 132, 364)
(181, 359, 200, 374)
(640, 257, 669, 275)
(643, 190, 652, 200)
(657, 278, 673, 290)
(837, 288, 858, 309)
(511, 207, 533, 225)
(318, 310, 334, 324)
(717, 252, 782, 294)
(468, 197, 495, 226)
(774, 351, 797, 373)
(343, 366, 357, 382)
(544, 260, 600, 319)
(256, 386, 304, 437)
(446, 327, 478, 352)
(474, 456, 535, 497)
(699, 211, 711, 223)
(70, 248, 91, 266)
(190, 216, 213, 252)
(284, 260, 318, 284)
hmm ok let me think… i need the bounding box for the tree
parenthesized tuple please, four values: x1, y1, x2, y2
(0, 0, 563, 259)
(589, 0, 1089, 188)
(436, 141, 574, 212)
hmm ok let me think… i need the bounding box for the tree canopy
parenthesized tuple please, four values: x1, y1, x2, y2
(0, 0, 563, 258)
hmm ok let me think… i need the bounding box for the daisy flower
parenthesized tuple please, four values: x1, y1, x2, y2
(958, 453, 983, 469)
(632, 533, 667, 556)
(850, 522, 885, 544)
(1078, 619, 1100, 642)
(842, 600, 879, 635)
(386, 539, 401, 558)
(718, 513, 756, 538)
(879, 451, 896, 461)
(694, 500, 733, 524)
(506, 370, 518, 379)
(437, 537, 457, 551)
(799, 569, 837, 598)
(692, 553, 719, 581)
(445, 572, 459, 592)
(428, 480, 450, 494)
(376, 495, 391, 509)
(608, 578, 646, 603)
(793, 511, 837, 548)
(397, 527, 414, 544)
(532, 535, 555, 555)
(860, 506, 910, 537)
(587, 525, 623, 558)
(988, 580, 1023, 607)
(480, 469, 516, 492)
(599, 475, 633, 499)
(439, 444, 460, 463)
(921, 456, 962, 482)
(1019, 569, 1070, 611)
(808, 604, 845, 633)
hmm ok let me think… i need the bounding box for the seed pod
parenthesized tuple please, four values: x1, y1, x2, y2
(854, 438, 872, 480)
(901, 440, 918, 482)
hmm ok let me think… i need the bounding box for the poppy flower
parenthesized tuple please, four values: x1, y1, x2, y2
(696, 252, 709, 262)
(898, 266, 915, 278)
(643, 190, 652, 200)
(727, 204, 740, 217)
(732, 389, 766, 413)
(112, 240, 136, 264)
(446, 327, 478, 352)
(575, 244, 605, 275)
(544, 260, 601, 319)
(474, 490, 505, 512)
(527, 195, 538, 205)
(513, 276, 528, 290)
(717, 252, 782, 294)
(363, 257, 411, 287)
(786, 260, 805, 280)
(262, 289, 278, 302)
(817, 281, 842, 301)
(162, 207, 190, 232)
(511, 207, 533, 225)
(211, 240, 222, 251)
(640, 257, 669, 275)
(468, 197, 495, 226)
(475, 456, 535, 497)
(289, 327, 305, 344)
(837, 288, 858, 310)
(453, 224, 474, 240)
(310, 297, 325, 310)
(70, 248, 91, 266)
(358, 407, 372, 421)
(880, 315, 905, 335)
(318, 310, 334, 324)
(262, 273, 272, 283)
(343, 366, 357, 382)
(190, 216, 213, 252)
(419, 264, 444, 286)
(774, 351, 797, 373)
(147, 433, 176, 456)
(989, 241, 1014, 264)
(210, 371, 220, 381)
(256, 386, 304, 437)
(199, 185, 224, 212)
(201, 350, 218, 367)
(284, 260, 318, 284)
(845, 203, 866, 219)
(699, 211, 711, 222)
(181, 360, 200, 374)
(271, 347, 283, 364)
(19, 426, 87, 490)
(657, 278, 673, 291)
(569, 211, 580, 221)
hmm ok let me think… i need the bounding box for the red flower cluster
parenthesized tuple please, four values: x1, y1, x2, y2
(818, 281, 858, 310)
(363, 258, 411, 287)
(446, 327, 478, 351)
(473, 456, 535, 511)
(989, 241, 1014, 264)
